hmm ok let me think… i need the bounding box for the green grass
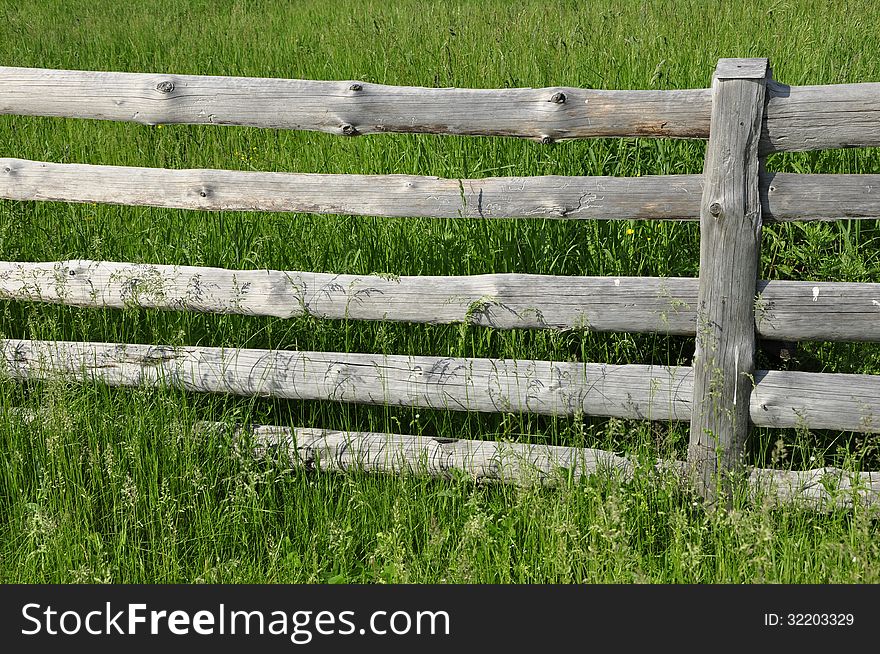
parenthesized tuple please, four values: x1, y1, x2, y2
(1, 0, 880, 583)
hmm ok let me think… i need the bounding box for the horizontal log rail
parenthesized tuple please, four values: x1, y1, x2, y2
(762, 173, 880, 222)
(1, 67, 878, 152)
(2, 261, 880, 342)
(0, 67, 711, 141)
(0, 158, 702, 221)
(1, 338, 693, 421)
(213, 423, 879, 509)
(763, 80, 880, 153)
(1, 339, 879, 433)
(3, 159, 880, 222)
(9, 407, 876, 508)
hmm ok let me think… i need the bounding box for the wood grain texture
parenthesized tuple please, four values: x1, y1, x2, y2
(3, 260, 879, 341)
(761, 173, 880, 221)
(0, 66, 710, 141)
(762, 81, 880, 153)
(755, 280, 880, 342)
(2, 339, 879, 433)
(715, 58, 770, 80)
(0, 339, 693, 420)
(5, 158, 880, 223)
(229, 423, 639, 485)
(0, 260, 700, 334)
(746, 465, 880, 510)
(2, 66, 878, 152)
(752, 370, 880, 433)
(688, 60, 768, 503)
(200, 422, 879, 509)
(0, 158, 702, 220)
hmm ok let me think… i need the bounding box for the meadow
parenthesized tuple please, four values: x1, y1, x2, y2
(1, 0, 879, 582)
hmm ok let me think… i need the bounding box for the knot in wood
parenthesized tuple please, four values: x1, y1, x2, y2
(341, 123, 358, 136)
(348, 83, 363, 92)
(549, 92, 566, 104)
(540, 136, 554, 145)
(156, 81, 175, 93)
(709, 202, 723, 217)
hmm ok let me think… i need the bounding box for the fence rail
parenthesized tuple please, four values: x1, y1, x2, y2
(1, 66, 879, 152)
(2, 261, 880, 341)
(0, 158, 702, 221)
(1, 59, 879, 508)
(2, 339, 879, 435)
(216, 423, 880, 510)
(3, 159, 880, 222)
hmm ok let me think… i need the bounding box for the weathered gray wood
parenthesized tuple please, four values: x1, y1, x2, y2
(715, 58, 770, 80)
(232, 424, 639, 485)
(746, 465, 880, 510)
(2, 339, 880, 433)
(755, 280, 880, 341)
(2, 261, 879, 341)
(202, 422, 879, 509)
(0, 339, 693, 420)
(689, 59, 769, 504)
(0, 66, 711, 141)
(761, 173, 880, 221)
(752, 369, 880, 433)
(0, 158, 702, 220)
(763, 81, 880, 153)
(761, 369, 880, 434)
(0, 260, 700, 334)
(6, 158, 880, 223)
(9, 405, 874, 508)
(2, 67, 878, 152)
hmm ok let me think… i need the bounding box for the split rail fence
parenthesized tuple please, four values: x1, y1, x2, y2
(1, 59, 879, 508)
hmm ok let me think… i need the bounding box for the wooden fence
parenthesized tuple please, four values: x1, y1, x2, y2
(1, 59, 879, 508)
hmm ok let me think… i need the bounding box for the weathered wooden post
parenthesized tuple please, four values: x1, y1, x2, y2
(688, 58, 770, 506)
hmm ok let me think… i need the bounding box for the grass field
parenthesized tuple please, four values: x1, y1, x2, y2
(1, 0, 879, 583)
